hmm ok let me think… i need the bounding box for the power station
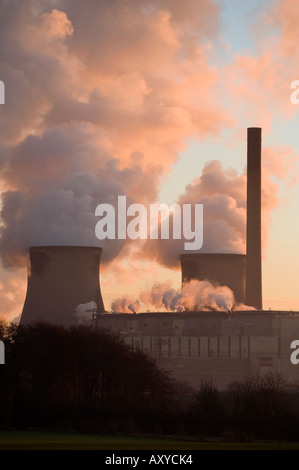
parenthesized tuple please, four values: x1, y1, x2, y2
(19, 127, 299, 388)
(95, 310, 299, 389)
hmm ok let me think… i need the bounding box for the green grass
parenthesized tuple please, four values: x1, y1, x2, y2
(0, 431, 299, 450)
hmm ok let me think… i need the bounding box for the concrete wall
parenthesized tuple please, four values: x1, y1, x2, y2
(95, 311, 299, 389)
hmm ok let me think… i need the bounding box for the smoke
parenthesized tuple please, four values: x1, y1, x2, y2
(139, 146, 298, 268)
(112, 279, 254, 313)
(0, 0, 227, 267)
(222, 0, 299, 131)
(74, 300, 97, 323)
(1, 0, 299, 320)
(137, 160, 246, 268)
(0, 0, 229, 319)
(0, 267, 26, 319)
(111, 298, 140, 314)
(143, 279, 240, 312)
(140, 281, 183, 311)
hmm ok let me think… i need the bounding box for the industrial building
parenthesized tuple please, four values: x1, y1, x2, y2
(94, 310, 299, 389)
(19, 127, 299, 388)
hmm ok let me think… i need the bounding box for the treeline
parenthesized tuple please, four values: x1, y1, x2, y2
(1, 321, 299, 441)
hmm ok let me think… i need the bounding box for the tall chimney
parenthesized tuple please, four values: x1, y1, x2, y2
(246, 127, 262, 309)
(20, 246, 105, 326)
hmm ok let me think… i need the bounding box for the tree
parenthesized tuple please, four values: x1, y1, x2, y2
(0, 321, 179, 433)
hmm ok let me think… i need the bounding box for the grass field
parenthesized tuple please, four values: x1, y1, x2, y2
(0, 431, 299, 450)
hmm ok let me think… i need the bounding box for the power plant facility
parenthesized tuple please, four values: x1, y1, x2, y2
(19, 127, 299, 388)
(95, 310, 299, 389)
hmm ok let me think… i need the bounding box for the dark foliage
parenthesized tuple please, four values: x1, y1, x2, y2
(0, 321, 178, 434)
(1, 320, 299, 440)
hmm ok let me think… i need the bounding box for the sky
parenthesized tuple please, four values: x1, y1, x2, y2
(0, 0, 299, 320)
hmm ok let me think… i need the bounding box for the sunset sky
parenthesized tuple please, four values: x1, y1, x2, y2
(1, 0, 299, 320)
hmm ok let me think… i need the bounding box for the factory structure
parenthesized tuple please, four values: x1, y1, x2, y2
(94, 310, 299, 389)
(20, 128, 299, 388)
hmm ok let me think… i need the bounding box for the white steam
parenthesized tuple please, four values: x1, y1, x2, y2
(74, 300, 97, 323)
(111, 279, 255, 314)
(111, 298, 140, 314)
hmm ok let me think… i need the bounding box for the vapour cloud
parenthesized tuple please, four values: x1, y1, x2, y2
(138, 142, 298, 269)
(0, 0, 299, 319)
(111, 298, 140, 314)
(112, 279, 255, 314)
(0, 0, 228, 319)
(0, 0, 226, 268)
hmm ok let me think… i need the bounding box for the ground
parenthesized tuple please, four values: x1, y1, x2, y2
(0, 431, 299, 450)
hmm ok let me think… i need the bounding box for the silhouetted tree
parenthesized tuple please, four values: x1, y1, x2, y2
(0, 321, 178, 432)
(189, 379, 227, 437)
(3, 321, 299, 440)
(227, 372, 292, 440)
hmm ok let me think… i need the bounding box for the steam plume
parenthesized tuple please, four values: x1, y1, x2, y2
(112, 279, 255, 314)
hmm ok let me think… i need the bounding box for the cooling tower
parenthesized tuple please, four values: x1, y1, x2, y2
(180, 253, 246, 304)
(246, 127, 262, 309)
(20, 246, 105, 326)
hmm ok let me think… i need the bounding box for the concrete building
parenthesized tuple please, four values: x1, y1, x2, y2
(95, 311, 299, 389)
(21, 246, 105, 326)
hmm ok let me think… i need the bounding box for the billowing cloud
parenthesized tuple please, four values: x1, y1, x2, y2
(113, 279, 255, 313)
(111, 298, 140, 314)
(0, 267, 26, 321)
(222, 0, 299, 131)
(138, 141, 298, 269)
(1, 0, 299, 320)
(0, 0, 227, 263)
(0, 0, 229, 319)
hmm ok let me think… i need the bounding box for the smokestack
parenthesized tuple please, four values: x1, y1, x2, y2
(20, 246, 105, 326)
(246, 127, 262, 309)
